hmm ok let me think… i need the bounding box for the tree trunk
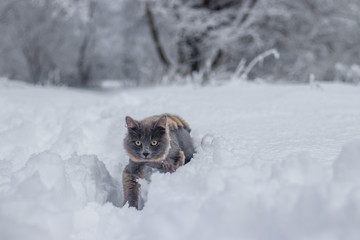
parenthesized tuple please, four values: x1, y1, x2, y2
(145, 2, 171, 71)
(77, 1, 96, 87)
(77, 34, 91, 86)
(22, 45, 41, 84)
(203, 0, 211, 8)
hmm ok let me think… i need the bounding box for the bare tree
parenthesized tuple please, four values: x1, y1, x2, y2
(77, 1, 97, 87)
(1, 0, 360, 86)
(145, 1, 171, 71)
(2, 0, 62, 84)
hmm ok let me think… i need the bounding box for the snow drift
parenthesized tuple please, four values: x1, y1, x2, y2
(1, 82, 360, 240)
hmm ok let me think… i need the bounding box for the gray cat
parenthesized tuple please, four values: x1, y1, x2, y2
(122, 114, 195, 209)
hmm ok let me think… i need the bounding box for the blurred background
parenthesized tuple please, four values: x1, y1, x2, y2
(1, 0, 360, 87)
(1, 2, 360, 239)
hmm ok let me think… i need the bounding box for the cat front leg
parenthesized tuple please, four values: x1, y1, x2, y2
(122, 161, 144, 209)
(161, 150, 185, 173)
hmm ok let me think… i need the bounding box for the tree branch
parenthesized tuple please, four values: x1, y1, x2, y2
(145, 2, 171, 70)
(238, 0, 259, 27)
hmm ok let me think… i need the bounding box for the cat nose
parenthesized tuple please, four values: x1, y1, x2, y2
(143, 152, 149, 157)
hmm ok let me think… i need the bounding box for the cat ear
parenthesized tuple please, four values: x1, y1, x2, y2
(125, 116, 138, 129)
(155, 115, 168, 129)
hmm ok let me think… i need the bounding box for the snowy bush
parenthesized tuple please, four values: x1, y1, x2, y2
(335, 63, 360, 84)
(1, 0, 360, 85)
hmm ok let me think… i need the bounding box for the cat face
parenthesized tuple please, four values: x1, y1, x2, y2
(124, 115, 170, 162)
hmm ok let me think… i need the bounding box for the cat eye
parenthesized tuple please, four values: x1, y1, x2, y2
(135, 140, 142, 146)
(151, 140, 158, 146)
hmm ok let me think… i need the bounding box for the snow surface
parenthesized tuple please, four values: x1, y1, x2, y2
(1, 81, 360, 240)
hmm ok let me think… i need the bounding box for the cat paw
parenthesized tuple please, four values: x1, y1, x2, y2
(161, 161, 176, 173)
(177, 151, 185, 167)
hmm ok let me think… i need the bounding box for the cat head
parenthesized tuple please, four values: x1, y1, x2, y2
(124, 115, 170, 162)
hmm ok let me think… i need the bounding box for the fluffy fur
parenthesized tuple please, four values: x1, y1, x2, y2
(122, 113, 195, 209)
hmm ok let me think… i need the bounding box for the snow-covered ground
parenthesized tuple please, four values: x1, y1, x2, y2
(1, 79, 360, 240)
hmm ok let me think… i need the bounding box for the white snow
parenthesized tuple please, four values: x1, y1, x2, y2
(1, 81, 360, 240)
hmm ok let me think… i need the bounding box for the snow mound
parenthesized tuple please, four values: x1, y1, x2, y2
(12, 151, 66, 192)
(271, 152, 327, 185)
(10, 151, 121, 207)
(333, 139, 360, 183)
(65, 153, 122, 207)
(0, 152, 121, 240)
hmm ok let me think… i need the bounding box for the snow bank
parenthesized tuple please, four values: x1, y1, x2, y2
(0, 152, 121, 240)
(65, 153, 122, 207)
(333, 140, 360, 183)
(1, 83, 360, 240)
(0, 77, 29, 88)
(11, 151, 121, 207)
(139, 139, 360, 240)
(2, 139, 357, 240)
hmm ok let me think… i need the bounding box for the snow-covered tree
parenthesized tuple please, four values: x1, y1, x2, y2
(1, 0, 360, 86)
